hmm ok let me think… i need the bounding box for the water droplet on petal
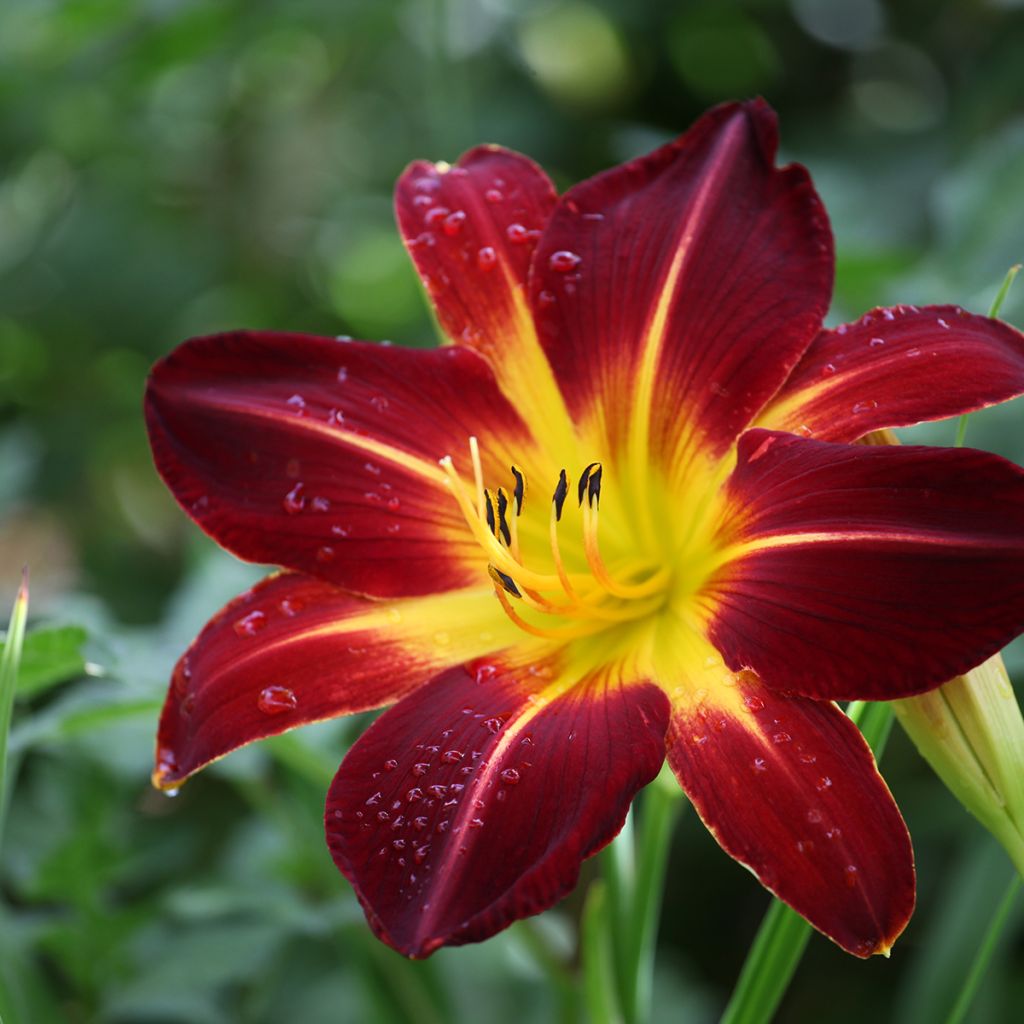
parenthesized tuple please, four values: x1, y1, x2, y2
(442, 210, 466, 236)
(852, 399, 878, 414)
(820, 363, 837, 378)
(369, 395, 389, 412)
(806, 808, 823, 823)
(844, 864, 859, 887)
(316, 545, 335, 563)
(258, 685, 298, 714)
(424, 206, 450, 228)
(743, 695, 765, 712)
(383, 759, 398, 772)
(484, 188, 503, 203)
(815, 776, 833, 792)
(287, 394, 306, 414)
(282, 483, 306, 515)
(441, 750, 463, 764)
(773, 731, 792, 744)
(752, 757, 767, 772)
(548, 250, 581, 273)
(233, 610, 267, 637)
(869, 337, 885, 347)
(500, 768, 520, 785)
(476, 245, 497, 271)
(506, 223, 530, 244)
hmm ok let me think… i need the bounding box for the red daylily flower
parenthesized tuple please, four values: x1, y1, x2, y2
(146, 100, 1024, 960)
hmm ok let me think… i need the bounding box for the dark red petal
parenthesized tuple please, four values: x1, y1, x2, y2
(396, 146, 555, 354)
(530, 99, 833, 468)
(396, 148, 572, 439)
(707, 430, 1024, 700)
(666, 675, 914, 957)
(758, 305, 1024, 441)
(325, 665, 670, 957)
(146, 331, 535, 597)
(154, 573, 515, 788)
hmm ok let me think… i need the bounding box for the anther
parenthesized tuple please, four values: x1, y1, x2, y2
(488, 564, 521, 598)
(586, 464, 602, 509)
(484, 489, 496, 536)
(510, 465, 526, 516)
(552, 469, 569, 521)
(577, 462, 601, 506)
(495, 489, 512, 546)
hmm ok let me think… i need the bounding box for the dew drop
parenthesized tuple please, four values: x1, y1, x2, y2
(424, 206, 450, 228)
(548, 250, 581, 273)
(282, 482, 306, 515)
(906, 348, 922, 358)
(852, 399, 878, 414)
(484, 188, 503, 203)
(336, 365, 349, 382)
(412, 763, 430, 777)
(286, 394, 306, 414)
(483, 716, 503, 734)
(798, 752, 817, 765)
(844, 864, 859, 888)
(414, 844, 430, 864)
(752, 757, 767, 772)
(773, 731, 792, 744)
(506, 223, 530, 244)
(407, 787, 424, 802)
(537, 289, 556, 309)
(500, 768, 520, 785)
(316, 545, 335, 563)
(820, 363, 837, 378)
(383, 759, 399, 772)
(369, 395, 389, 412)
(469, 818, 484, 829)
(413, 816, 428, 830)
(806, 808, 823, 824)
(377, 811, 390, 822)
(441, 750, 463, 764)
(233, 610, 267, 637)
(869, 336, 885, 348)
(815, 776, 833, 792)
(311, 495, 331, 512)
(257, 685, 298, 714)
(442, 210, 466, 236)
(936, 317, 950, 329)
(743, 695, 765, 712)
(476, 245, 497, 271)
(826, 826, 842, 840)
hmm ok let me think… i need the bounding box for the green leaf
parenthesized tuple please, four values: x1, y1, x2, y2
(0, 625, 91, 699)
(1, 571, 29, 835)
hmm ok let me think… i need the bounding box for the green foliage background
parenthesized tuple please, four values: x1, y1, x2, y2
(1, 0, 1023, 1021)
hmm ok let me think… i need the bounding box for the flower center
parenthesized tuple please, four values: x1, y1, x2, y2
(439, 437, 672, 642)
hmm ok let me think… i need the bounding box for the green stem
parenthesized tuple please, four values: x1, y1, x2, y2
(581, 880, 621, 1024)
(943, 874, 1020, 1024)
(0, 571, 29, 849)
(954, 263, 1020, 447)
(719, 701, 894, 1024)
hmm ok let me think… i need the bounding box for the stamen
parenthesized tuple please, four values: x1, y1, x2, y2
(553, 469, 569, 521)
(488, 564, 521, 597)
(495, 488, 512, 546)
(581, 499, 670, 599)
(493, 587, 605, 640)
(577, 462, 600, 507)
(510, 465, 526, 515)
(484, 489, 496, 536)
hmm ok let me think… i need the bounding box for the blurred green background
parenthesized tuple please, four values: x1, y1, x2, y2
(2, 0, 1024, 1021)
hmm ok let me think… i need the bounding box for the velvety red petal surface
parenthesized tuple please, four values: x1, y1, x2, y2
(325, 665, 670, 957)
(530, 99, 833, 468)
(154, 573, 515, 788)
(666, 675, 914, 957)
(706, 429, 1024, 700)
(758, 305, 1024, 441)
(396, 145, 555, 355)
(146, 331, 535, 598)
(396, 147, 572, 440)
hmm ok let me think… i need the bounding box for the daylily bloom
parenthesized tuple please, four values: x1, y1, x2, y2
(146, 99, 1024, 960)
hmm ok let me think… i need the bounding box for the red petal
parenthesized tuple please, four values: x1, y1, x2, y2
(146, 331, 534, 597)
(530, 99, 832, 468)
(154, 573, 515, 788)
(758, 305, 1024, 441)
(396, 148, 572, 440)
(707, 430, 1024, 700)
(325, 665, 669, 957)
(666, 675, 914, 957)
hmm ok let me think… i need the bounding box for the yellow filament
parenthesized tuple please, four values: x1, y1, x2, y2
(469, 436, 485, 521)
(581, 502, 671, 599)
